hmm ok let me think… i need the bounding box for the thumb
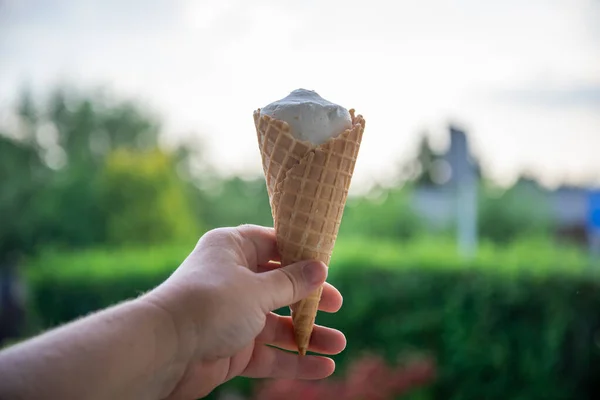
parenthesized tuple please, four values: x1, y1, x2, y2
(258, 260, 328, 311)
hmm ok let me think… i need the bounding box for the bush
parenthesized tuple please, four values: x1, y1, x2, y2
(322, 268, 600, 399)
(24, 243, 194, 327)
(23, 238, 600, 399)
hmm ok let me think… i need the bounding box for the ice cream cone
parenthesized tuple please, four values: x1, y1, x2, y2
(254, 108, 365, 355)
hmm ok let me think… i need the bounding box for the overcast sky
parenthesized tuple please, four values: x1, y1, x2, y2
(1, 0, 599, 192)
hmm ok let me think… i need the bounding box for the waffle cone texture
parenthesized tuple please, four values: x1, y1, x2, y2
(253, 109, 365, 355)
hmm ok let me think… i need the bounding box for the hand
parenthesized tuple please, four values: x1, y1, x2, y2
(145, 225, 346, 399)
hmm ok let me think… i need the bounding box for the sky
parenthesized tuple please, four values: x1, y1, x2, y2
(1, 0, 599, 193)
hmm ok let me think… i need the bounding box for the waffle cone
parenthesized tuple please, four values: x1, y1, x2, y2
(253, 109, 365, 355)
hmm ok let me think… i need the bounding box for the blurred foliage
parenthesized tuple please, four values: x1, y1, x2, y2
(25, 236, 593, 286)
(0, 135, 48, 262)
(22, 238, 600, 400)
(196, 176, 273, 229)
(478, 178, 556, 244)
(400, 133, 447, 187)
(399, 129, 482, 188)
(340, 185, 425, 240)
(99, 148, 199, 245)
(0, 86, 199, 262)
(322, 267, 600, 400)
(2, 83, 598, 398)
(0, 84, 567, 265)
(0, 91, 52, 262)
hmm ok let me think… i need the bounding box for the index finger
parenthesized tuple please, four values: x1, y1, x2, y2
(235, 224, 281, 269)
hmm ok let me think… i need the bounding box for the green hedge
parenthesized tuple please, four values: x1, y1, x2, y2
(323, 268, 600, 399)
(23, 238, 600, 399)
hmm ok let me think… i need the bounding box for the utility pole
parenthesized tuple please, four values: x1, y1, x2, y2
(448, 125, 478, 260)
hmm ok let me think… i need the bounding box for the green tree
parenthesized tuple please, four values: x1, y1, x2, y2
(0, 84, 205, 342)
(0, 84, 204, 256)
(0, 136, 49, 263)
(40, 87, 167, 248)
(478, 177, 555, 243)
(98, 148, 199, 246)
(0, 87, 53, 263)
(47, 87, 160, 170)
(399, 132, 445, 187)
(197, 176, 273, 230)
(340, 185, 424, 240)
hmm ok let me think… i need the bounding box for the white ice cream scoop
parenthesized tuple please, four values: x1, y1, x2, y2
(260, 89, 352, 145)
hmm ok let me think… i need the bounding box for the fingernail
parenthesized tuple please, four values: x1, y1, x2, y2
(303, 261, 326, 286)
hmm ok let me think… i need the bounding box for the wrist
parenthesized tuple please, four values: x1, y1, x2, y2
(137, 289, 196, 397)
(141, 282, 206, 360)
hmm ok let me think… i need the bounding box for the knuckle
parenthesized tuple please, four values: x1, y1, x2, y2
(278, 267, 299, 304)
(196, 227, 234, 248)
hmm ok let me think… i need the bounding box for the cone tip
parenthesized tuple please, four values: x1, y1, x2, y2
(298, 346, 307, 356)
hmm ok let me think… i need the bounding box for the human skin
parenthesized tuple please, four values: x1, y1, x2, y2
(0, 225, 346, 400)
